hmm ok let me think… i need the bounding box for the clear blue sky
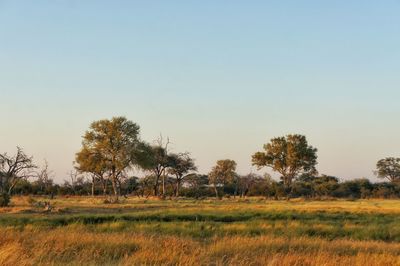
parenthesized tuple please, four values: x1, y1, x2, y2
(1, 1, 399, 182)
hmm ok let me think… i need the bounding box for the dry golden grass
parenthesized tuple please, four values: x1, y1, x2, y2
(1, 197, 400, 265)
(5, 196, 400, 215)
(0, 226, 399, 266)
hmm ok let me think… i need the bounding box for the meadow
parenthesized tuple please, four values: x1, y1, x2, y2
(1, 197, 400, 266)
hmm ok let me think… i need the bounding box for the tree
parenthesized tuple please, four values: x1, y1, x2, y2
(0, 147, 37, 198)
(293, 174, 339, 198)
(313, 175, 339, 197)
(376, 157, 400, 183)
(65, 169, 84, 195)
(137, 139, 174, 197)
(372, 182, 400, 198)
(76, 117, 142, 201)
(236, 173, 266, 198)
(252, 134, 318, 189)
(76, 147, 108, 196)
(136, 175, 157, 198)
(208, 159, 237, 199)
(184, 174, 210, 198)
(35, 160, 54, 196)
(333, 178, 373, 199)
(168, 153, 197, 197)
(120, 176, 139, 196)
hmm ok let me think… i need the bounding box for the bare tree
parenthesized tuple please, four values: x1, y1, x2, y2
(0, 147, 37, 195)
(66, 169, 81, 195)
(36, 160, 54, 194)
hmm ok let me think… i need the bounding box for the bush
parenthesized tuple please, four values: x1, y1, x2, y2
(0, 193, 11, 207)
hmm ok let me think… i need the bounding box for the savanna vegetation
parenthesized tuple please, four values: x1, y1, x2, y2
(1, 197, 400, 265)
(1, 116, 400, 265)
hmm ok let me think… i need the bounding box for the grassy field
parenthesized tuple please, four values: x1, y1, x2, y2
(1, 197, 400, 265)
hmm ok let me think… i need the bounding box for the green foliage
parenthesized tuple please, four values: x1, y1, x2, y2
(292, 175, 339, 198)
(376, 157, 400, 183)
(135, 143, 175, 197)
(75, 117, 143, 198)
(3, 131, 400, 200)
(332, 178, 373, 199)
(5, 172, 400, 199)
(168, 153, 197, 196)
(252, 134, 318, 187)
(182, 174, 213, 198)
(209, 160, 237, 198)
(168, 153, 197, 178)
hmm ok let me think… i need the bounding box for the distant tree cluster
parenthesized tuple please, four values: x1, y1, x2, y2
(74, 117, 198, 201)
(1, 117, 399, 206)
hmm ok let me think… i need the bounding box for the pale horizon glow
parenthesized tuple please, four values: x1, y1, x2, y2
(1, 1, 399, 182)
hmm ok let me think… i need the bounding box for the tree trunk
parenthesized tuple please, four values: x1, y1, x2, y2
(214, 185, 219, 199)
(117, 179, 122, 197)
(162, 175, 165, 197)
(286, 185, 293, 201)
(162, 175, 166, 197)
(111, 177, 119, 201)
(8, 179, 18, 195)
(176, 179, 180, 197)
(102, 181, 107, 196)
(153, 180, 158, 197)
(91, 176, 95, 197)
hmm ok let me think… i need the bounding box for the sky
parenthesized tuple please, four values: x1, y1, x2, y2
(1, 1, 399, 183)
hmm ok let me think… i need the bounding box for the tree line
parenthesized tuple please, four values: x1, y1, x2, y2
(1, 116, 399, 206)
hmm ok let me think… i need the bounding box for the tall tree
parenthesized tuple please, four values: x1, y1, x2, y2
(376, 157, 400, 183)
(168, 153, 197, 197)
(252, 134, 318, 188)
(76, 117, 142, 201)
(137, 143, 173, 197)
(209, 159, 237, 199)
(0, 147, 36, 205)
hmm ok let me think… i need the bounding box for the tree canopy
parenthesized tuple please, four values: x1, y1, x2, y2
(209, 159, 237, 199)
(75, 117, 142, 200)
(136, 142, 174, 197)
(376, 157, 400, 183)
(168, 153, 197, 196)
(252, 134, 318, 187)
